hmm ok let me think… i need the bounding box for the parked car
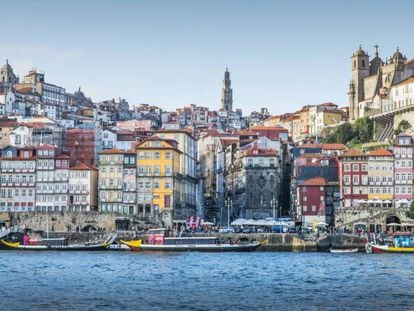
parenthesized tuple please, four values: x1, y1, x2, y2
(219, 227, 234, 233)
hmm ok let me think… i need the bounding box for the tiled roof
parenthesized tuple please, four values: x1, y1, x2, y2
(405, 58, 414, 65)
(301, 177, 327, 186)
(299, 143, 346, 150)
(367, 148, 393, 156)
(70, 162, 97, 170)
(339, 149, 365, 157)
(395, 77, 414, 87)
(99, 148, 124, 154)
(250, 126, 288, 131)
(243, 148, 278, 157)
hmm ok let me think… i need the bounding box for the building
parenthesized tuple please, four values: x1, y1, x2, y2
(156, 129, 197, 219)
(0, 60, 19, 87)
(338, 150, 369, 208)
(221, 68, 233, 112)
(393, 133, 414, 206)
(135, 136, 183, 227)
(65, 128, 96, 166)
(35, 145, 70, 212)
(98, 149, 125, 214)
(68, 162, 98, 212)
(367, 149, 394, 207)
(298, 177, 338, 226)
(225, 146, 280, 220)
(0, 146, 36, 212)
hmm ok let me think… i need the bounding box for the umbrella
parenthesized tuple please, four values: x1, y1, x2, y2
(383, 200, 392, 204)
(317, 222, 329, 227)
(386, 223, 401, 226)
(201, 221, 214, 226)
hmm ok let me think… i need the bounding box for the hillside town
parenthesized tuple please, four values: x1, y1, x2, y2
(1, 45, 414, 234)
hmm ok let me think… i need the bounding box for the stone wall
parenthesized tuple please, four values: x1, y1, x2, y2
(0, 212, 118, 232)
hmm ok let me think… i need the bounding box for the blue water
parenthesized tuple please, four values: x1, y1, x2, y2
(1, 251, 414, 310)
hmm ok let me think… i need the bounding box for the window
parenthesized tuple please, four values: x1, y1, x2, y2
(303, 206, 307, 212)
(165, 181, 171, 189)
(154, 166, 160, 175)
(353, 176, 359, 185)
(344, 175, 350, 184)
(154, 152, 160, 159)
(361, 164, 367, 172)
(138, 152, 144, 159)
(165, 152, 171, 160)
(303, 196, 307, 202)
(312, 205, 316, 212)
(145, 182, 151, 188)
(146, 152, 151, 159)
(165, 166, 171, 176)
(352, 164, 359, 172)
(138, 166, 144, 176)
(154, 181, 160, 189)
(146, 166, 151, 176)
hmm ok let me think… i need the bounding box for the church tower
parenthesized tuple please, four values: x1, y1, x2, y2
(221, 68, 233, 112)
(349, 46, 370, 120)
(0, 60, 18, 86)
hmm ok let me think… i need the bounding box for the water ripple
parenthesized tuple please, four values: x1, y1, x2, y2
(1, 251, 414, 310)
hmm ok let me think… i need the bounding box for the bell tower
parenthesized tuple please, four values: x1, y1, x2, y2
(350, 46, 370, 120)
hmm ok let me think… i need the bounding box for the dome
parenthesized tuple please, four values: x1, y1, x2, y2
(354, 46, 367, 57)
(392, 47, 403, 60)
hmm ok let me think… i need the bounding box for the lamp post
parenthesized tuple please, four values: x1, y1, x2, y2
(226, 198, 232, 228)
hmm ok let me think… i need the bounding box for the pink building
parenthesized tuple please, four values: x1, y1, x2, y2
(393, 133, 414, 206)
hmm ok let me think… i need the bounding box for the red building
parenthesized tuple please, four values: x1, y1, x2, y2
(64, 129, 96, 166)
(250, 126, 289, 141)
(298, 177, 327, 225)
(338, 150, 369, 208)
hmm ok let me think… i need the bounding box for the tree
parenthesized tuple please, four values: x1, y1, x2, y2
(354, 117, 374, 143)
(395, 120, 412, 136)
(406, 201, 414, 219)
(336, 122, 354, 144)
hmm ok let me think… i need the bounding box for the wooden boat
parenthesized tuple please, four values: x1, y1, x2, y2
(140, 236, 261, 252)
(330, 248, 358, 253)
(366, 232, 414, 253)
(120, 239, 142, 251)
(0, 233, 117, 251)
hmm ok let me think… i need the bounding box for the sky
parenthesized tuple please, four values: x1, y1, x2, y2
(1, 0, 414, 115)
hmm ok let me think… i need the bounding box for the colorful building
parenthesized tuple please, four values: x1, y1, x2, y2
(393, 133, 413, 206)
(136, 136, 182, 226)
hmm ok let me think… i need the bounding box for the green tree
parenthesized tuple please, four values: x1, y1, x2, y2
(406, 201, 414, 219)
(354, 117, 373, 143)
(395, 120, 412, 136)
(336, 122, 354, 144)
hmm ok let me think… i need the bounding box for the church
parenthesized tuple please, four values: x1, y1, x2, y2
(348, 46, 414, 121)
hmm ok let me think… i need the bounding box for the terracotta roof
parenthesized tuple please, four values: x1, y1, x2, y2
(298, 143, 346, 150)
(395, 77, 414, 87)
(339, 149, 365, 157)
(70, 162, 97, 170)
(220, 138, 238, 146)
(301, 177, 327, 186)
(99, 148, 124, 154)
(250, 126, 288, 131)
(367, 148, 393, 156)
(405, 58, 414, 65)
(243, 148, 278, 157)
(321, 143, 346, 150)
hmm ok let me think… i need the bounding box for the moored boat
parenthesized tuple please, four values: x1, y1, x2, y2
(140, 229, 260, 252)
(120, 239, 142, 251)
(366, 232, 414, 253)
(330, 248, 358, 253)
(0, 233, 117, 251)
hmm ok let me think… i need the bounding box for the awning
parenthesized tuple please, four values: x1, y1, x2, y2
(383, 200, 392, 204)
(386, 222, 401, 226)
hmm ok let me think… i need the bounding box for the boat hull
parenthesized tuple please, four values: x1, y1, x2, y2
(330, 248, 358, 253)
(366, 242, 414, 253)
(140, 243, 261, 252)
(0, 240, 110, 251)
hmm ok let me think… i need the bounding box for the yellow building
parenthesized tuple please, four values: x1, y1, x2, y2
(136, 136, 182, 226)
(367, 149, 394, 201)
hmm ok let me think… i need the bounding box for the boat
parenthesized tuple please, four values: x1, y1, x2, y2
(119, 239, 142, 251)
(0, 228, 11, 239)
(139, 229, 260, 252)
(0, 233, 117, 251)
(330, 248, 358, 253)
(366, 232, 414, 253)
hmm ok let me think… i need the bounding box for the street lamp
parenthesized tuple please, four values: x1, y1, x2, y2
(226, 198, 232, 228)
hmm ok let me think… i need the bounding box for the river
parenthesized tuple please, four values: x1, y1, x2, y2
(0, 251, 413, 310)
